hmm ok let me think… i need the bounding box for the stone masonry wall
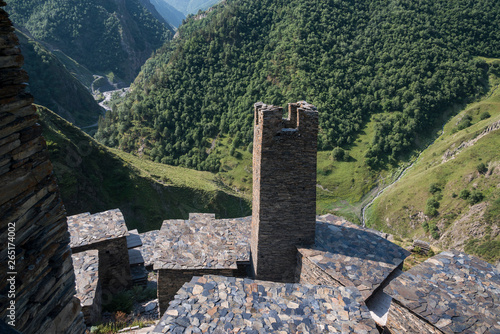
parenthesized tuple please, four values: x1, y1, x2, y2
(0, 3, 85, 333)
(157, 269, 236, 315)
(386, 301, 444, 334)
(72, 237, 132, 299)
(251, 101, 318, 282)
(296, 250, 343, 288)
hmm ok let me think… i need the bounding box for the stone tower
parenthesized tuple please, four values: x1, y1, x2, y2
(251, 101, 318, 282)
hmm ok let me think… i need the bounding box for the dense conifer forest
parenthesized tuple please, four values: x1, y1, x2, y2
(96, 0, 499, 171)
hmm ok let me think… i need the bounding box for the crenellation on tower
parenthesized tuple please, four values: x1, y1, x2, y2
(251, 101, 319, 282)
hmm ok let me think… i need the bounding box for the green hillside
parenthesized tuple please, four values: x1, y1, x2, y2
(17, 30, 102, 127)
(37, 105, 250, 232)
(95, 0, 499, 223)
(366, 60, 500, 263)
(7, 0, 173, 83)
(96, 0, 497, 172)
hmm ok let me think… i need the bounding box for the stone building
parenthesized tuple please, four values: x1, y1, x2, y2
(151, 102, 499, 333)
(251, 101, 319, 282)
(296, 215, 410, 302)
(67, 209, 133, 298)
(0, 2, 85, 332)
(153, 213, 251, 314)
(385, 250, 500, 333)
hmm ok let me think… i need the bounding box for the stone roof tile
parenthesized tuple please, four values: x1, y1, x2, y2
(153, 215, 251, 270)
(72, 250, 99, 307)
(153, 275, 378, 334)
(298, 215, 410, 300)
(385, 250, 500, 333)
(67, 209, 128, 248)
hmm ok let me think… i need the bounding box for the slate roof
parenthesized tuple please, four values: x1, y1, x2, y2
(153, 275, 378, 334)
(385, 250, 500, 334)
(138, 230, 160, 268)
(67, 209, 129, 248)
(72, 250, 99, 307)
(298, 214, 410, 300)
(153, 214, 251, 270)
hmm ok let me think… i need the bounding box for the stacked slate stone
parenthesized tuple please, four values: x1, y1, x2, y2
(153, 214, 250, 270)
(0, 3, 85, 332)
(127, 229, 148, 286)
(297, 215, 410, 300)
(153, 275, 378, 334)
(138, 229, 160, 269)
(67, 209, 132, 294)
(72, 250, 101, 324)
(385, 250, 500, 334)
(153, 213, 251, 314)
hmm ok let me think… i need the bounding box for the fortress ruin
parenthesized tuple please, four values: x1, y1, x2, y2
(1, 2, 499, 331)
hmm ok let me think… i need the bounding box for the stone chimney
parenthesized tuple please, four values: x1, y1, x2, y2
(251, 101, 318, 282)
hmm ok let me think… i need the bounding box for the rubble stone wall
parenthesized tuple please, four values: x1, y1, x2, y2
(0, 3, 84, 333)
(386, 301, 444, 334)
(251, 101, 318, 282)
(296, 251, 342, 288)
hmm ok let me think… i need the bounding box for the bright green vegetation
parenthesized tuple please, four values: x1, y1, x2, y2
(37, 106, 250, 232)
(97, 0, 498, 177)
(17, 30, 102, 127)
(7, 0, 173, 82)
(367, 61, 500, 263)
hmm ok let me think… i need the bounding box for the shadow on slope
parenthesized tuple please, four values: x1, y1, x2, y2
(37, 105, 250, 232)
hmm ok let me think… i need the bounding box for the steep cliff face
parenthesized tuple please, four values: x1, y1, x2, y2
(6, 0, 173, 83)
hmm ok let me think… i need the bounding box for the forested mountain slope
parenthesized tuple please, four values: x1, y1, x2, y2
(7, 0, 173, 83)
(37, 106, 250, 232)
(17, 30, 102, 127)
(366, 60, 500, 263)
(96, 0, 499, 175)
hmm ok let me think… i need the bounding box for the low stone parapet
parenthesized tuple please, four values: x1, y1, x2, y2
(72, 250, 101, 325)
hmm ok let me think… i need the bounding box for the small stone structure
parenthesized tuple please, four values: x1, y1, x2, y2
(153, 275, 378, 334)
(153, 213, 251, 314)
(72, 250, 101, 325)
(385, 250, 500, 333)
(67, 209, 132, 298)
(251, 101, 319, 282)
(297, 215, 410, 301)
(0, 3, 85, 332)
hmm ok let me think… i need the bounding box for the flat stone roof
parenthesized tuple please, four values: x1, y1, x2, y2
(67, 209, 129, 248)
(298, 215, 410, 300)
(385, 250, 500, 333)
(138, 230, 159, 268)
(72, 250, 99, 307)
(153, 275, 378, 334)
(153, 215, 251, 270)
